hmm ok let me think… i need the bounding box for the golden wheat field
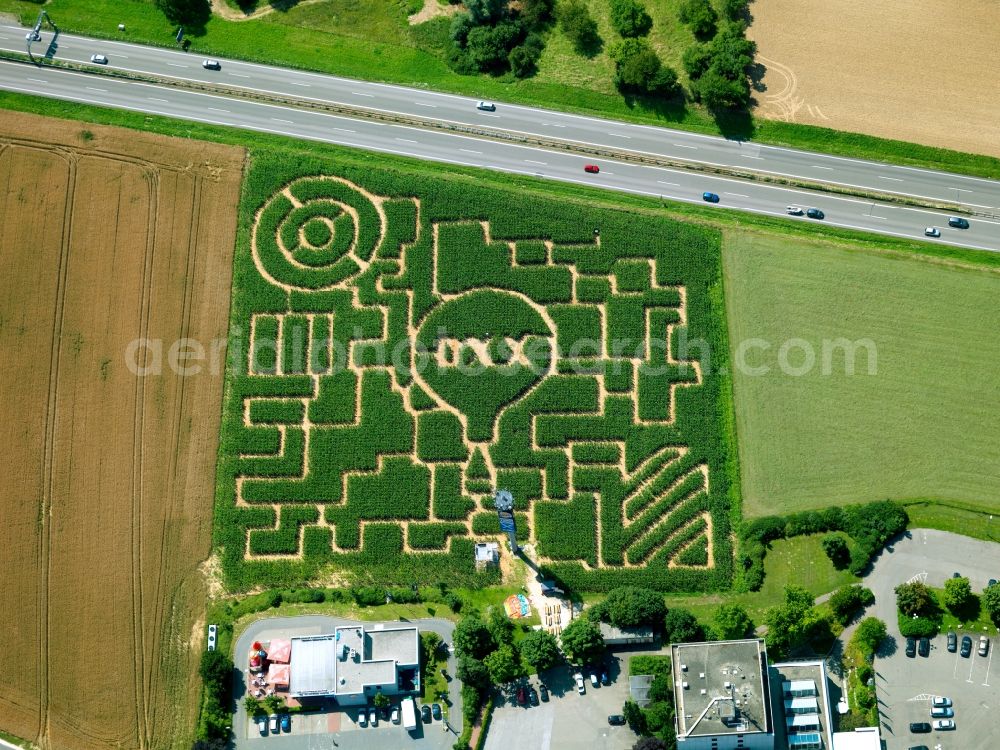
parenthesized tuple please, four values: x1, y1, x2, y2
(0, 111, 242, 750)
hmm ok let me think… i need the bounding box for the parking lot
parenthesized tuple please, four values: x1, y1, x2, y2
(483, 657, 637, 750)
(877, 630, 999, 750)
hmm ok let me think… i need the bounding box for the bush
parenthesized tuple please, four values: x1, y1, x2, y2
(608, 39, 681, 98)
(623, 700, 648, 736)
(445, 592, 464, 613)
(663, 608, 703, 643)
(609, 0, 653, 38)
(713, 604, 753, 640)
(454, 614, 496, 660)
(828, 584, 874, 626)
(508, 34, 544, 78)
(983, 582, 1000, 623)
(589, 586, 668, 630)
(899, 615, 939, 638)
(895, 581, 934, 617)
(558, 0, 601, 55)
(560, 617, 605, 664)
(466, 0, 507, 23)
(944, 576, 974, 613)
(852, 617, 887, 659)
(821, 533, 851, 570)
(352, 586, 387, 607)
(677, 0, 717, 38)
(520, 629, 562, 671)
(465, 20, 524, 72)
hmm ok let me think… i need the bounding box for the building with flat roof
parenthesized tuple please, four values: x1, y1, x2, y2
(288, 623, 419, 705)
(671, 639, 774, 750)
(600, 622, 655, 647)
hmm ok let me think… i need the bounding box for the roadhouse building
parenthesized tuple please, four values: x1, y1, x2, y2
(289, 623, 419, 705)
(671, 639, 774, 750)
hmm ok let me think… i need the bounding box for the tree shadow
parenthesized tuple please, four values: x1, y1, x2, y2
(877, 635, 899, 658)
(270, 0, 305, 11)
(575, 32, 604, 60)
(710, 106, 755, 141)
(748, 60, 767, 93)
(619, 91, 691, 125)
(949, 595, 982, 624)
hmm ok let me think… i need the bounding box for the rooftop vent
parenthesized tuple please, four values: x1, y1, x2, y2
(700, 689, 707, 695)
(682, 682, 689, 689)
(681, 664, 688, 672)
(699, 672, 706, 679)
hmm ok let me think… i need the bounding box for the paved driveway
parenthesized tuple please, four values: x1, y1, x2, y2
(864, 529, 1000, 750)
(232, 615, 458, 750)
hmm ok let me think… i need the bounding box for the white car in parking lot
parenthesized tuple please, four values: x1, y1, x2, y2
(933, 719, 955, 730)
(979, 635, 990, 656)
(574, 673, 585, 694)
(931, 696, 951, 707)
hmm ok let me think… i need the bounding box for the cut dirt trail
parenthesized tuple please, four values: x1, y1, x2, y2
(0, 112, 243, 750)
(749, 0, 1000, 159)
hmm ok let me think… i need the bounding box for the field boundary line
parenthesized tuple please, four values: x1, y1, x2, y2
(0, 52, 973, 216)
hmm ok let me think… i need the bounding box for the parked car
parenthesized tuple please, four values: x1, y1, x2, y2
(918, 637, 930, 657)
(369, 708, 377, 727)
(979, 635, 990, 656)
(421, 704, 432, 723)
(924, 227, 941, 237)
(907, 746, 929, 750)
(590, 672, 599, 687)
(90, 53, 108, 64)
(391, 706, 400, 724)
(989, 578, 998, 587)
(933, 719, 955, 730)
(702, 192, 720, 203)
(948, 217, 970, 229)
(905, 637, 916, 657)
(909, 722, 931, 733)
(931, 696, 952, 708)
(961, 635, 973, 657)
(432, 702, 443, 719)
(953, 571, 962, 578)
(539, 684, 549, 702)
(528, 688, 539, 707)
(516, 687, 527, 706)
(257, 716, 267, 736)
(930, 706, 953, 718)
(575, 673, 586, 694)
(269, 714, 278, 733)
(280, 714, 290, 732)
(806, 207, 825, 219)
(947, 632, 957, 652)
(786, 205, 804, 215)
(608, 714, 626, 726)
(476, 101, 496, 111)
(358, 709, 367, 728)
(584, 164, 600, 174)
(202, 59, 221, 70)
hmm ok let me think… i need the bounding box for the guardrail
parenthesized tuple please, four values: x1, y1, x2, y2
(0, 50, 976, 216)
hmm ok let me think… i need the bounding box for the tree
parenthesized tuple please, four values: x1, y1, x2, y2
(488, 607, 515, 646)
(663, 608, 704, 643)
(465, 0, 507, 24)
(522, 0, 556, 27)
(456, 657, 490, 691)
(373, 691, 390, 709)
(451, 12, 476, 46)
(713, 604, 754, 640)
(944, 576, 974, 613)
(421, 631, 443, 666)
(609, 0, 653, 38)
(191, 740, 228, 750)
(454, 614, 496, 659)
(560, 617, 605, 665)
(558, 0, 601, 55)
(852, 617, 887, 659)
(263, 694, 283, 714)
(895, 581, 934, 617)
(828, 584, 875, 626)
(242, 695, 259, 715)
(508, 34, 544, 78)
(678, 0, 717, 38)
(155, 0, 211, 27)
(590, 586, 668, 629)
(983, 582, 1000, 623)
(682, 43, 713, 79)
(483, 644, 522, 684)
(623, 700, 649, 736)
(720, 0, 749, 21)
(465, 21, 524, 72)
(608, 39, 680, 98)
(763, 586, 816, 656)
(520, 629, 561, 671)
(821, 532, 851, 569)
(632, 737, 667, 750)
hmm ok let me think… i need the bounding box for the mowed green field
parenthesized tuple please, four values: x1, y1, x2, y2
(723, 232, 1000, 518)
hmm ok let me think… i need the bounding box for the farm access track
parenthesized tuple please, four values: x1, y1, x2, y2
(1, 52, 972, 216)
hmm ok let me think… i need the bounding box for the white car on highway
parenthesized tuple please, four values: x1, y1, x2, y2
(90, 53, 108, 64)
(786, 205, 804, 216)
(476, 101, 496, 111)
(924, 227, 941, 237)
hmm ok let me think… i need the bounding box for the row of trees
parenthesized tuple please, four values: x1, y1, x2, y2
(448, 0, 555, 78)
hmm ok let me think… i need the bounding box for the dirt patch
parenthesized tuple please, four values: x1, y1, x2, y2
(210, 0, 327, 22)
(408, 0, 462, 25)
(748, 0, 1000, 158)
(0, 111, 243, 750)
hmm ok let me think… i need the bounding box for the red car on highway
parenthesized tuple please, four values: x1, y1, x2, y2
(584, 164, 600, 174)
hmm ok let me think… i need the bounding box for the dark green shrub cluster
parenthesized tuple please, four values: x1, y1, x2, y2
(683, 23, 756, 109)
(608, 39, 680, 99)
(828, 584, 875, 626)
(448, 0, 553, 78)
(195, 650, 234, 743)
(609, 0, 653, 38)
(557, 0, 601, 56)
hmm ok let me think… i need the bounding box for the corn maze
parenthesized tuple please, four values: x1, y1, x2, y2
(216, 156, 734, 592)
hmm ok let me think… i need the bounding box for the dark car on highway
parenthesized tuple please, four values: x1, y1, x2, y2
(905, 637, 916, 657)
(961, 635, 973, 657)
(947, 631, 957, 652)
(909, 722, 931, 733)
(948, 217, 970, 229)
(702, 192, 720, 203)
(806, 207, 825, 219)
(918, 637, 930, 657)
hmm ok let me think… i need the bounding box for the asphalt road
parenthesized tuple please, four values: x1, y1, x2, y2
(5, 24, 1000, 212)
(3, 28, 1000, 251)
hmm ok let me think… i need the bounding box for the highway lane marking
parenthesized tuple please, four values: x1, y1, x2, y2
(657, 181, 680, 187)
(271, 118, 295, 124)
(741, 154, 763, 160)
(117, 55, 129, 59)
(878, 176, 905, 182)
(601, 171, 614, 175)
(414, 102, 437, 108)
(230, 73, 250, 78)
(85, 86, 107, 93)
(351, 91, 374, 97)
(396, 138, 418, 143)
(985, 641, 994, 686)
(459, 149, 482, 154)
(27, 78, 47, 84)
(207, 107, 229, 112)
(290, 82, 310, 87)
(148, 97, 169, 103)
(541, 122, 566, 128)
(867, 214, 887, 220)
(609, 133, 631, 139)
(479, 113, 501, 118)
(811, 165, 834, 170)
(332, 127, 356, 133)
(725, 192, 749, 198)
(166, 62, 187, 68)
(525, 159, 547, 165)
(673, 143, 698, 150)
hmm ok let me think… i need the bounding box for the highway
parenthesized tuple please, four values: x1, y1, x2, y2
(1, 25, 1000, 252)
